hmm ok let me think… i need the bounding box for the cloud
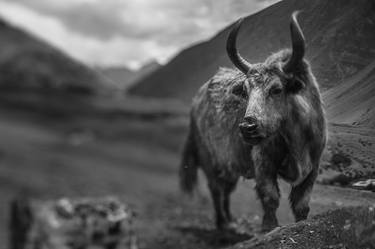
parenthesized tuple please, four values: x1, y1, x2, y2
(0, 0, 278, 68)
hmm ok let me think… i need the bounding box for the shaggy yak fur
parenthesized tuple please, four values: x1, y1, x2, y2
(180, 12, 327, 232)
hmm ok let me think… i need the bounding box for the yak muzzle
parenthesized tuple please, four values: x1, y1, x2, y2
(239, 117, 265, 145)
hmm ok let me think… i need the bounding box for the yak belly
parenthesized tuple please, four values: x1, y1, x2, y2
(278, 152, 313, 186)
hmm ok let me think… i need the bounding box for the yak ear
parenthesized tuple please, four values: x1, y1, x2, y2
(286, 76, 304, 93)
(283, 11, 305, 75)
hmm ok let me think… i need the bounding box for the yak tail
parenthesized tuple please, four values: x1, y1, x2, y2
(179, 122, 199, 195)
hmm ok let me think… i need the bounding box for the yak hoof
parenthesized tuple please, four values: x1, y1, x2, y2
(261, 216, 279, 232)
(261, 223, 279, 233)
(217, 220, 237, 231)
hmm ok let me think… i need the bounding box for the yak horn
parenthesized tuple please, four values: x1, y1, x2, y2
(226, 18, 252, 75)
(283, 11, 306, 73)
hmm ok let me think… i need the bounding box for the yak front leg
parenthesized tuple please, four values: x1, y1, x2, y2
(253, 150, 280, 232)
(255, 177, 280, 232)
(289, 169, 318, 222)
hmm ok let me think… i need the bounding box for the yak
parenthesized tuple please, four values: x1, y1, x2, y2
(179, 12, 327, 232)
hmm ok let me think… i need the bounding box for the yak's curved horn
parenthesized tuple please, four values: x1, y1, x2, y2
(283, 11, 306, 73)
(226, 18, 252, 75)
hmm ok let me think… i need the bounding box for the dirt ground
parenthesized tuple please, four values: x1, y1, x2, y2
(0, 108, 374, 249)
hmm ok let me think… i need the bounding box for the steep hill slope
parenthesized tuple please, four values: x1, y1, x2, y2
(324, 60, 375, 128)
(0, 19, 116, 95)
(129, 0, 375, 102)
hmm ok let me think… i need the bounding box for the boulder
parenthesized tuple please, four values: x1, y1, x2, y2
(9, 196, 136, 249)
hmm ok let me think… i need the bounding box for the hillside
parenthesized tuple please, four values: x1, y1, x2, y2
(129, 0, 375, 102)
(324, 60, 375, 128)
(0, 19, 116, 95)
(100, 60, 160, 90)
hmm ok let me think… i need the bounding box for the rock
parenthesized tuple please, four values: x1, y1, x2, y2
(9, 196, 136, 249)
(228, 206, 375, 249)
(352, 179, 375, 191)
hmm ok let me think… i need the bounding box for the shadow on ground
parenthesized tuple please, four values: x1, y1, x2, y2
(175, 226, 251, 247)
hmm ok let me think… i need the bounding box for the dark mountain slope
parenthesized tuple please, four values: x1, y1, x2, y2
(129, 0, 375, 102)
(0, 19, 116, 94)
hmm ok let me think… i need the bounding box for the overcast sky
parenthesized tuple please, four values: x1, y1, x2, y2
(0, 0, 277, 69)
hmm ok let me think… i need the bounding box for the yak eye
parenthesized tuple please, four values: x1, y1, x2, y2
(269, 86, 283, 96)
(232, 83, 247, 98)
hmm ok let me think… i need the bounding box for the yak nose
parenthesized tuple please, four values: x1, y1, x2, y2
(239, 116, 258, 132)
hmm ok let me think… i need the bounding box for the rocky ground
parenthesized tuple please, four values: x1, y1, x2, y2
(230, 206, 375, 249)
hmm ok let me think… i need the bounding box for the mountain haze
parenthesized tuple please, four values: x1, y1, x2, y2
(100, 61, 160, 90)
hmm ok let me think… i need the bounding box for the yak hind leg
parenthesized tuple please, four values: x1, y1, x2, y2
(208, 179, 226, 229)
(289, 169, 318, 222)
(223, 178, 238, 222)
(208, 175, 238, 230)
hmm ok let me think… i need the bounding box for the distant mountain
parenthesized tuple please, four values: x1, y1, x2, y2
(100, 60, 160, 91)
(129, 0, 375, 102)
(100, 67, 135, 89)
(0, 19, 116, 95)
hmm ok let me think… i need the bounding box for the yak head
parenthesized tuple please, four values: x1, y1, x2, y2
(227, 12, 308, 145)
